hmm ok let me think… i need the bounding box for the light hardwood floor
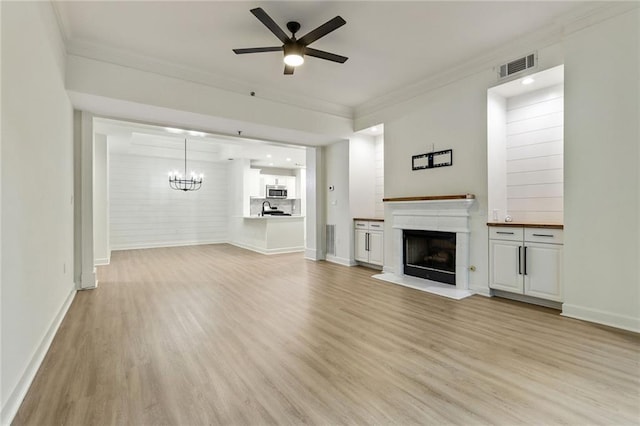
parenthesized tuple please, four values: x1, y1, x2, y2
(13, 244, 640, 425)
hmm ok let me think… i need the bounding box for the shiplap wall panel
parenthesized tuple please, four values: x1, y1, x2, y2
(507, 126, 563, 148)
(506, 84, 564, 223)
(507, 169, 563, 186)
(110, 154, 228, 250)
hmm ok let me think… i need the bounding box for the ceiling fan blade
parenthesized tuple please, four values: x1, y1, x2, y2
(305, 47, 348, 63)
(233, 47, 283, 55)
(298, 16, 346, 46)
(284, 65, 295, 75)
(250, 7, 290, 44)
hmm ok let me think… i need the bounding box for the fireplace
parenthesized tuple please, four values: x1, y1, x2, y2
(373, 195, 475, 300)
(403, 230, 456, 285)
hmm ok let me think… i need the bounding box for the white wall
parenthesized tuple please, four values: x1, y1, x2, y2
(349, 134, 376, 219)
(1, 2, 76, 423)
(325, 141, 353, 265)
(381, 70, 494, 292)
(109, 153, 228, 250)
(93, 133, 109, 264)
(563, 9, 639, 332)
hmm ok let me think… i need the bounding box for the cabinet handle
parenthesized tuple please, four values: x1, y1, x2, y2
(365, 233, 369, 251)
(523, 246, 528, 276)
(518, 246, 522, 275)
(497, 231, 514, 235)
(532, 233, 554, 238)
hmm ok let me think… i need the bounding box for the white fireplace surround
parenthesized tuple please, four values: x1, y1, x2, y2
(375, 197, 475, 300)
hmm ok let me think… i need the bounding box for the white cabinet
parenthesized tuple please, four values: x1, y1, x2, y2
(489, 226, 563, 302)
(354, 220, 383, 266)
(285, 176, 296, 199)
(247, 169, 261, 197)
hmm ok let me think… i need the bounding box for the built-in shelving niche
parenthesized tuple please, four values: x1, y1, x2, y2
(487, 65, 564, 224)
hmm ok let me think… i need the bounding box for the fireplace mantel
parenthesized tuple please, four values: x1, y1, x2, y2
(383, 194, 475, 202)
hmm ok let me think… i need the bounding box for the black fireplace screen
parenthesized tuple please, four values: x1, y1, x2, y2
(403, 230, 456, 285)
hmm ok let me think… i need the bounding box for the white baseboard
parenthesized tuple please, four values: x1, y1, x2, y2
(562, 303, 640, 333)
(110, 239, 226, 251)
(470, 286, 492, 297)
(304, 248, 325, 261)
(229, 242, 304, 255)
(94, 257, 110, 266)
(325, 255, 357, 267)
(382, 265, 395, 274)
(1, 286, 76, 426)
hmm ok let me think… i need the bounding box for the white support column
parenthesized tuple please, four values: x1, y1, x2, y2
(74, 110, 96, 289)
(305, 147, 325, 260)
(93, 134, 109, 266)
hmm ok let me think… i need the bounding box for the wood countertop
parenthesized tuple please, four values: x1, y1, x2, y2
(487, 222, 564, 229)
(353, 218, 384, 222)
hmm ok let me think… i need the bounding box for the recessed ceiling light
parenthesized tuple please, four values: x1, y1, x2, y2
(286, 157, 292, 162)
(269, 162, 274, 166)
(266, 154, 272, 158)
(522, 77, 535, 85)
(165, 127, 183, 134)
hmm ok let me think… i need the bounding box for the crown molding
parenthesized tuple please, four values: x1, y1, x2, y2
(64, 39, 354, 120)
(353, 2, 636, 122)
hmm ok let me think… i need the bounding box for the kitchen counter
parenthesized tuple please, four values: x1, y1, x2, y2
(230, 215, 304, 255)
(243, 215, 305, 219)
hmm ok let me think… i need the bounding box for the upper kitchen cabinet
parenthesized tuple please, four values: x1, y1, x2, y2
(487, 65, 564, 225)
(247, 168, 261, 197)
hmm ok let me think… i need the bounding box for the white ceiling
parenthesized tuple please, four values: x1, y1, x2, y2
(53, 1, 598, 111)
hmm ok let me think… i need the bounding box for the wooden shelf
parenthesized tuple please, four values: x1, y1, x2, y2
(383, 194, 475, 202)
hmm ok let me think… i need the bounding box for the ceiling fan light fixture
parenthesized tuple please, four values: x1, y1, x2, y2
(283, 44, 304, 66)
(284, 54, 304, 67)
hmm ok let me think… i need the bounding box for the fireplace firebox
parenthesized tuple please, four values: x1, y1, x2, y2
(403, 230, 456, 285)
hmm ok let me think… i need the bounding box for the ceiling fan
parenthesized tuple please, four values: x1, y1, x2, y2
(233, 7, 348, 75)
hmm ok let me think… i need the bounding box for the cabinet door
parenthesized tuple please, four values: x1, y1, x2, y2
(489, 240, 523, 293)
(354, 229, 369, 262)
(524, 243, 563, 301)
(247, 169, 261, 197)
(286, 176, 296, 198)
(367, 231, 384, 266)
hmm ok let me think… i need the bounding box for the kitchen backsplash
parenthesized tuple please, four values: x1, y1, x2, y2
(250, 198, 301, 216)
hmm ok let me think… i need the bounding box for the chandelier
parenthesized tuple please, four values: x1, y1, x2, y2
(168, 138, 203, 192)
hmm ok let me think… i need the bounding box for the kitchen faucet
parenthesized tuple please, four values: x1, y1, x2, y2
(261, 200, 271, 216)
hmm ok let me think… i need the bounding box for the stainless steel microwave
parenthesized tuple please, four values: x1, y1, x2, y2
(266, 185, 288, 199)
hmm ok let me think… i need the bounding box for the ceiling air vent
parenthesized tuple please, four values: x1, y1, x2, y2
(498, 53, 536, 79)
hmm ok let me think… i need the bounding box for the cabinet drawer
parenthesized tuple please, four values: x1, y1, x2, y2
(368, 221, 384, 231)
(489, 227, 523, 241)
(525, 228, 563, 244)
(354, 220, 369, 230)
